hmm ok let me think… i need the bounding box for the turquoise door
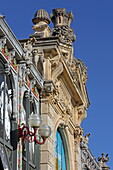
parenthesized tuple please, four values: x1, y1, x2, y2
(54, 130, 66, 170)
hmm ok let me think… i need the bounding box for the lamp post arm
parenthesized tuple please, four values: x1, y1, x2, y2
(33, 127, 46, 145)
(18, 124, 47, 144)
(18, 123, 32, 141)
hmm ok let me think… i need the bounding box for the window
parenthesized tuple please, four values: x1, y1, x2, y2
(0, 61, 13, 170)
(54, 129, 67, 170)
(0, 67, 12, 143)
(0, 74, 12, 143)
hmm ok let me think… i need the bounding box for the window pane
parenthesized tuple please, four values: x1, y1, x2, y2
(54, 130, 66, 170)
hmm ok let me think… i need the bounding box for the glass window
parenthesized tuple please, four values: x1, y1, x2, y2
(54, 129, 67, 170)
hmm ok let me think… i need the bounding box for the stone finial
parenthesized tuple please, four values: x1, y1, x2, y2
(50, 8, 73, 27)
(32, 9, 50, 25)
(50, 8, 76, 44)
(98, 153, 110, 169)
(31, 9, 51, 38)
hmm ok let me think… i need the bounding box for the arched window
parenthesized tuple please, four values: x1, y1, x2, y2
(54, 128, 67, 170)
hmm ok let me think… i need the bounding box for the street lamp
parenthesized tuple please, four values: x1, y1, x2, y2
(18, 114, 51, 145)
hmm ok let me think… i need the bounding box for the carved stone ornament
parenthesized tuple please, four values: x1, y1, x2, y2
(51, 26, 76, 44)
(51, 61, 63, 82)
(74, 126, 84, 143)
(98, 153, 110, 169)
(32, 49, 44, 76)
(82, 133, 91, 145)
(59, 122, 68, 129)
(31, 9, 51, 38)
(21, 65, 30, 83)
(23, 38, 36, 62)
(41, 80, 55, 99)
(77, 106, 87, 125)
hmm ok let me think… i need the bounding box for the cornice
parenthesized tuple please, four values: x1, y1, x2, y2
(0, 18, 24, 59)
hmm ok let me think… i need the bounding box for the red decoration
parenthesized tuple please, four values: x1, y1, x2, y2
(18, 123, 46, 145)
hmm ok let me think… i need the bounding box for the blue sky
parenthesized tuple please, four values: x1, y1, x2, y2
(1, 0, 113, 168)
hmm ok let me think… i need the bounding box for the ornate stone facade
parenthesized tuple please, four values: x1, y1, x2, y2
(20, 8, 110, 170)
(0, 8, 110, 170)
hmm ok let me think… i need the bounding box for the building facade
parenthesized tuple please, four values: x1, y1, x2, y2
(0, 8, 110, 170)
